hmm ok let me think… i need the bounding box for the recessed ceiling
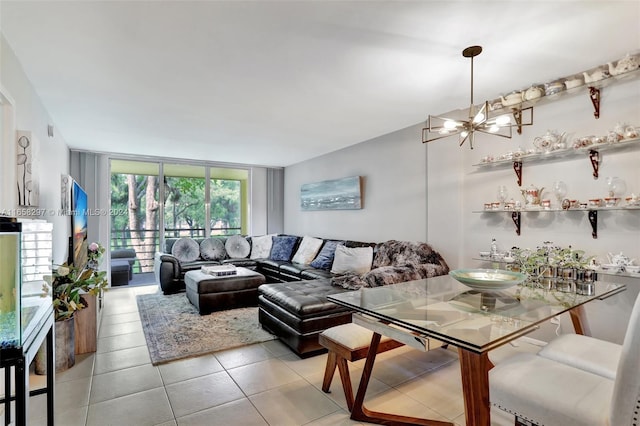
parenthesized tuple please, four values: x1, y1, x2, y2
(1, 1, 639, 167)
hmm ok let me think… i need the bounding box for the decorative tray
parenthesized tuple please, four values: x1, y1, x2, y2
(449, 269, 527, 291)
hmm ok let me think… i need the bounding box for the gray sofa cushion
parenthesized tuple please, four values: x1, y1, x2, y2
(225, 235, 250, 258)
(200, 237, 226, 261)
(171, 237, 200, 263)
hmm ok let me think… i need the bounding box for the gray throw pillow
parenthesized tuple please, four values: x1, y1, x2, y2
(331, 245, 373, 275)
(171, 237, 200, 263)
(200, 238, 226, 261)
(225, 235, 251, 258)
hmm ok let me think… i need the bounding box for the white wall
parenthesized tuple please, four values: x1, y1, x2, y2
(285, 77, 640, 344)
(434, 77, 640, 344)
(459, 78, 640, 270)
(284, 124, 428, 242)
(1, 34, 70, 264)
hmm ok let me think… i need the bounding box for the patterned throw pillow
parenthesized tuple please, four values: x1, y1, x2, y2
(200, 238, 226, 261)
(250, 235, 274, 259)
(269, 236, 299, 261)
(224, 235, 251, 258)
(291, 236, 323, 265)
(310, 240, 344, 270)
(330, 245, 373, 275)
(171, 237, 200, 263)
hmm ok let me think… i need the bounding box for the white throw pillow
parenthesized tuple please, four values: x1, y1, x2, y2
(331, 245, 373, 275)
(250, 234, 274, 259)
(291, 236, 323, 265)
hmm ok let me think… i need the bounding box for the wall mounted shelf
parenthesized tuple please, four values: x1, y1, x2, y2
(473, 137, 640, 186)
(488, 68, 640, 119)
(474, 206, 640, 238)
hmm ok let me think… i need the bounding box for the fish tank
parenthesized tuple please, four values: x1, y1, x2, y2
(0, 217, 53, 350)
(0, 217, 23, 349)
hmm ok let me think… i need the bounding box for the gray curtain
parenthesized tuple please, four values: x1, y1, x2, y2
(69, 150, 110, 257)
(267, 168, 284, 234)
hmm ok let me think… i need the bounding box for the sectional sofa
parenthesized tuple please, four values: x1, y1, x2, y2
(154, 234, 449, 356)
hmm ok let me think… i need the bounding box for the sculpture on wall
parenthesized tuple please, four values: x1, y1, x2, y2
(16, 130, 39, 207)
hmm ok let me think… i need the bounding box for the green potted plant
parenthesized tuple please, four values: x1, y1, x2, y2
(511, 246, 550, 278)
(511, 243, 595, 283)
(38, 242, 108, 372)
(46, 262, 108, 321)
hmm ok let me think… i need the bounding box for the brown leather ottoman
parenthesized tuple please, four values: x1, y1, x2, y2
(185, 268, 266, 314)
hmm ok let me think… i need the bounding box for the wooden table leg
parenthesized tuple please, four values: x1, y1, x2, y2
(350, 332, 452, 426)
(570, 305, 591, 336)
(457, 348, 491, 426)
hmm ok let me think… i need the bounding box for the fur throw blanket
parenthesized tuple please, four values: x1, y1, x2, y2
(331, 240, 449, 290)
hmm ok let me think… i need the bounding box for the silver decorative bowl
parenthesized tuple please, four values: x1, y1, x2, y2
(449, 269, 527, 291)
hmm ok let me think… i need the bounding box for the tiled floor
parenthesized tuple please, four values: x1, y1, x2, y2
(11, 285, 528, 425)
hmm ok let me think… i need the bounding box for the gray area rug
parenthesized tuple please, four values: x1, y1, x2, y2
(136, 292, 276, 365)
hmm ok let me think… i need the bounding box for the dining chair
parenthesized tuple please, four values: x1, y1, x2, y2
(489, 292, 640, 426)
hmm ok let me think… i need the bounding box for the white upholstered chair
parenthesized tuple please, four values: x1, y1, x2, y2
(490, 292, 640, 426)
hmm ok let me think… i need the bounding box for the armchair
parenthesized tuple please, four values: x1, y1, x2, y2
(489, 292, 640, 426)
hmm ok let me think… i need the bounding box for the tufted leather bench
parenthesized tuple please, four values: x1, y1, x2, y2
(258, 279, 353, 357)
(185, 268, 266, 314)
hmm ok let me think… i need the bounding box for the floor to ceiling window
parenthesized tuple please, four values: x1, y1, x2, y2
(110, 159, 249, 280)
(163, 164, 207, 238)
(209, 167, 247, 236)
(110, 160, 160, 274)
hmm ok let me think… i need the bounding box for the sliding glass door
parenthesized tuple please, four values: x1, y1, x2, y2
(110, 159, 249, 280)
(110, 160, 160, 273)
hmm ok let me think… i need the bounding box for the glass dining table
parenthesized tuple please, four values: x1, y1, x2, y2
(328, 274, 626, 426)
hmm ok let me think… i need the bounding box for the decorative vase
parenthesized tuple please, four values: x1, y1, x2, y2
(36, 317, 76, 374)
(34, 343, 47, 375)
(55, 316, 76, 372)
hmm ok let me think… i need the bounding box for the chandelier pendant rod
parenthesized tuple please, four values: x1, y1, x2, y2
(470, 53, 474, 106)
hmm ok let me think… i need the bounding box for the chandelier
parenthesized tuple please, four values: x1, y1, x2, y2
(422, 45, 532, 149)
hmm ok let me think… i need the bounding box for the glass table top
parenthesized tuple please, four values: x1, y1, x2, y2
(328, 274, 625, 353)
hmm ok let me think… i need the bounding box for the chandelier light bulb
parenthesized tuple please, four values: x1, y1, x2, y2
(489, 125, 500, 133)
(495, 115, 511, 126)
(444, 120, 458, 130)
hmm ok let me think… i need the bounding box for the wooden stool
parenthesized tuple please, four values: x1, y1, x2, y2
(319, 323, 404, 411)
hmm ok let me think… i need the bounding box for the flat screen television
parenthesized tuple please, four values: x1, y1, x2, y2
(69, 180, 88, 270)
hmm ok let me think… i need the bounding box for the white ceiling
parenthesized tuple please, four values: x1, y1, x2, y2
(1, 1, 639, 167)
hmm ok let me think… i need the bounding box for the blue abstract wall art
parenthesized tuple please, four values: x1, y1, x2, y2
(301, 176, 362, 211)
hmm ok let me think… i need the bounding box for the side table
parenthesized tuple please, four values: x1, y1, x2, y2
(1, 305, 54, 426)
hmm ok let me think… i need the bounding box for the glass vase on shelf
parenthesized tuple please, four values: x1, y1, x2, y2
(497, 185, 508, 208)
(552, 181, 567, 209)
(606, 177, 626, 207)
